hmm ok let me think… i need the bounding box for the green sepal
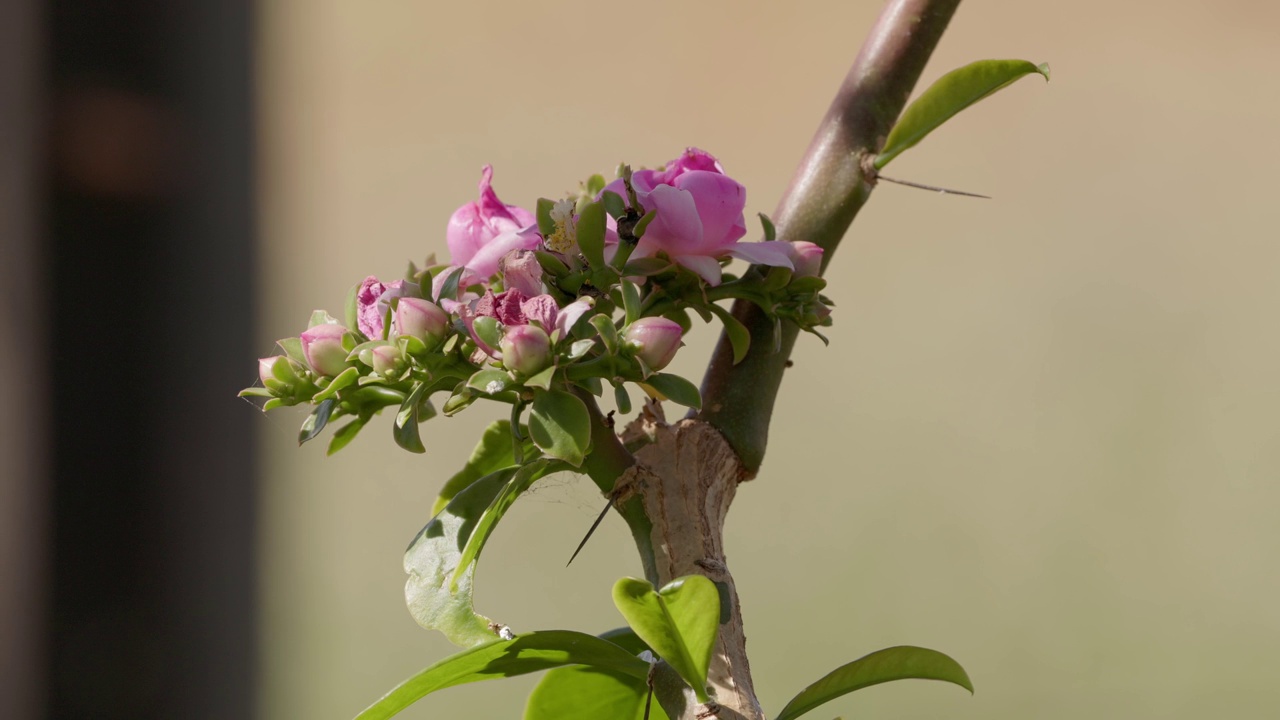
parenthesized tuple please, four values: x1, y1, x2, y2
(632, 208, 658, 239)
(758, 212, 777, 241)
(621, 257, 671, 277)
(312, 366, 359, 402)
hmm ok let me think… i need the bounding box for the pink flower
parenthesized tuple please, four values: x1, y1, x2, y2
(299, 323, 348, 377)
(623, 317, 683, 371)
(355, 276, 389, 339)
(446, 165, 539, 279)
(602, 148, 793, 285)
(787, 241, 824, 278)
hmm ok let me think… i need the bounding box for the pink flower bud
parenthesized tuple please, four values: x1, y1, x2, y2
(258, 357, 280, 386)
(623, 317, 683, 371)
(447, 166, 539, 279)
(395, 297, 449, 345)
(499, 324, 552, 376)
(788, 241, 824, 278)
(299, 324, 348, 377)
(369, 344, 403, 377)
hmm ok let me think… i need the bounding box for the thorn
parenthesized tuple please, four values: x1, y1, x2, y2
(566, 495, 615, 567)
(876, 174, 991, 199)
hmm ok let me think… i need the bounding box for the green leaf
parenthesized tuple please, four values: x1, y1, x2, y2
(535, 250, 570, 277)
(585, 173, 607, 196)
(277, 336, 305, 365)
(298, 398, 336, 445)
(309, 309, 339, 328)
(357, 630, 650, 720)
(312, 366, 359, 402)
(601, 190, 626, 220)
(536, 198, 557, 236)
(524, 365, 557, 390)
(405, 467, 516, 646)
(590, 314, 619, 354)
(639, 374, 702, 410)
(472, 316, 503, 350)
(434, 421, 528, 515)
(621, 257, 672, 277)
(621, 280, 642, 325)
(633, 208, 658, 239)
(773, 646, 974, 720)
(611, 576, 720, 702)
(613, 384, 632, 415)
(327, 417, 367, 456)
(450, 459, 562, 590)
(758, 212, 777, 242)
(393, 382, 429, 454)
(468, 368, 513, 395)
(345, 281, 361, 333)
(577, 200, 607, 269)
(527, 389, 591, 467)
(877, 59, 1049, 169)
(708, 304, 750, 365)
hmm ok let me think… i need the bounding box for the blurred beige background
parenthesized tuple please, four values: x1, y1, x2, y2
(254, 1, 1280, 718)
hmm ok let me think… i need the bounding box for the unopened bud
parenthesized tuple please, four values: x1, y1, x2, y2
(623, 317, 683, 371)
(369, 344, 404, 377)
(395, 297, 449, 346)
(499, 324, 552, 376)
(299, 324, 348, 377)
(788, 241, 824, 278)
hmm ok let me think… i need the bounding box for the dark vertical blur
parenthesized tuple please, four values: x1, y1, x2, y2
(43, 0, 258, 717)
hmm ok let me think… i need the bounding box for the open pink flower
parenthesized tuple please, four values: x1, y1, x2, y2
(602, 148, 793, 285)
(446, 165, 539, 280)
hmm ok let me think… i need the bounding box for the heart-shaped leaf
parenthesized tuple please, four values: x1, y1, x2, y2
(876, 59, 1049, 169)
(357, 630, 649, 720)
(612, 576, 720, 702)
(773, 645, 973, 720)
(528, 389, 591, 466)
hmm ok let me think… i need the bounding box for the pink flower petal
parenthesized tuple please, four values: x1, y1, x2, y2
(673, 255, 723, 285)
(464, 225, 541, 279)
(672, 171, 747, 250)
(638, 184, 703, 257)
(727, 241, 795, 269)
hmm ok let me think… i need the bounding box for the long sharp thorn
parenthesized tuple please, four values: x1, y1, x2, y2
(566, 495, 615, 567)
(877, 174, 991, 199)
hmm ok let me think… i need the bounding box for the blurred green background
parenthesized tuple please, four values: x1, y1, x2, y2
(254, 1, 1280, 718)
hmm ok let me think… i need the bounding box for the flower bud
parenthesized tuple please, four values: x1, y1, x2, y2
(299, 323, 348, 377)
(369, 344, 404, 377)
(623, 317, 683, 371)
(259, 357, 280, 386)
(395, 297, 450, 346)
(499, 324, 552, 376)
(788, 241, 824, 278)
(259, 355, 301, 389)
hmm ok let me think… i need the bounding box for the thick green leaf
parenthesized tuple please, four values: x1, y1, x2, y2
(621, 257, 673, 277)
(536, 198, 557, 236)
(577, 200, 607, 269)
(404, 467, 517, 647)
(312, 366, 359, 402)
(601, 190, 626, 220)
(590, 314, 619, 354)
(468, 368, 513, 395)
(639, 374, 702, 410)
(708, 304, 750, 365)
(774, 646, 974, 720)
(621, 279, 642, 325)
(345, 281, 361, 334)
(450, 459, 563, 590)
(527, 389, 591, 466)
(758, 212, 777, 242)
(357, 630, 650, 720)
(277, 336, 306, 365)
(612, 576, 720, 702)
(434, 422, 533, 514)
(876, 59, 1049, 169)
(525, 663, 668, 720)
(298, 398, 336, 445)
(393, 383, 429, 454)
(613, 384, 632, 415)
(633, 208, 658, 239)
(327, 417, 367, 456)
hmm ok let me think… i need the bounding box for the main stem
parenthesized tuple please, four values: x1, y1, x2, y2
(590, 2, 962, 717)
